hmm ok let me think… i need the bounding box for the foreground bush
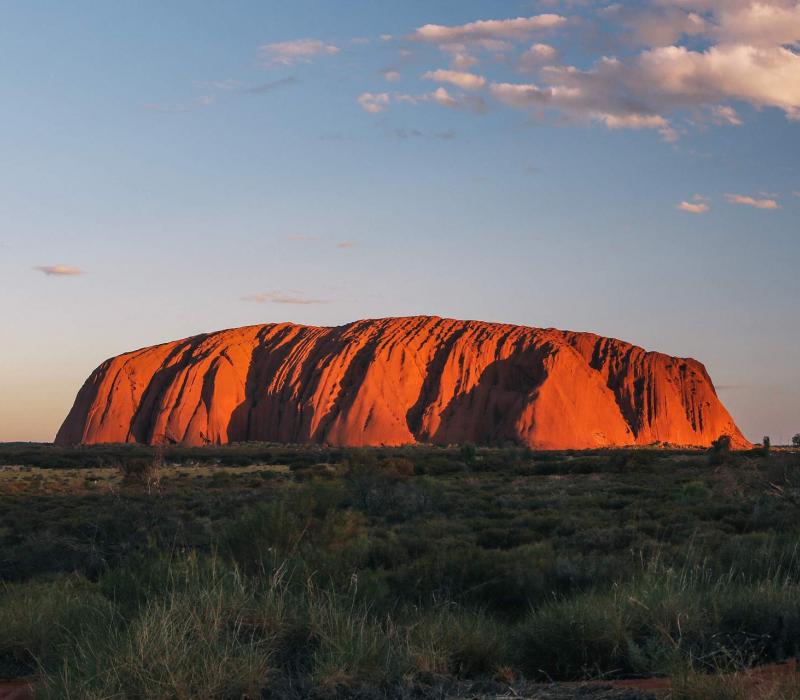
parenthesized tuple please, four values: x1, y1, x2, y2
(515, 562, 800, 680)
(2, 553, 800, 697)
(1, 557, 518, 697)
(0, 576, 114, 676)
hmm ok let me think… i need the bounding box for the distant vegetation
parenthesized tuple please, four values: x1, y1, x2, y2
(1, 442, 800, 698)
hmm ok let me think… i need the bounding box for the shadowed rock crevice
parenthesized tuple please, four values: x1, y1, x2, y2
(405, 325, 469, 440)
(128, 336, 211, 444)
(431, 346, 551, 446)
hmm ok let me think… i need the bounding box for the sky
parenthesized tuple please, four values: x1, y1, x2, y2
(0, 0, 798, 444)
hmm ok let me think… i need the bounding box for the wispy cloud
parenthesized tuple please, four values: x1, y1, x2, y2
(392, 128, 456, 140)
(144, 95, 215, 113)
(677, 200, 709, 214)
(725, 194, 781, 210)
(336, 240, 357, 249)
(196, 79, 243, 91)
(241, 290, 329, 304)
(411, 15, 567, 44)
(259, 39, 339, 67)
(709, 105, 742, 126)
(242, 76, 298, 94)
(34, 265, 84, 276)
(395, 87, 486, 113)
(714, 384, 746, 393)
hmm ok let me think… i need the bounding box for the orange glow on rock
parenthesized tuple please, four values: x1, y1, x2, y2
(56, 316, 750, 449)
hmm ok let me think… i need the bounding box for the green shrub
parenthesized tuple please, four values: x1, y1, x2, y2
(307, 589, 405, 687)
(409, 605, 508, 677)
(514, 563, 800, 680)
(0, 576, 115, 671)
(514, 592, 629, 679)
(41, 568, 276, 698)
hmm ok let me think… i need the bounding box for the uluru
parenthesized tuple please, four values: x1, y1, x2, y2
(56, 316, 749, 449)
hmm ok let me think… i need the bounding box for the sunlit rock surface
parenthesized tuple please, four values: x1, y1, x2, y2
(56, 316, 749, 449)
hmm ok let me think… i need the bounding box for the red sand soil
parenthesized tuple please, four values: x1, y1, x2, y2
(0, 680, 34, 700)
(610, 659, 799, 697)
(3, 663, 796, 699)
(56, 316, 749, 450)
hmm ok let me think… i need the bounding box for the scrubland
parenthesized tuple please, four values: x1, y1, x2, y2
(1, 442, 799, 698)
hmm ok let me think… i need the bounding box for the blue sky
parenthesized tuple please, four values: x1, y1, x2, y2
(1, 0, 798, 442)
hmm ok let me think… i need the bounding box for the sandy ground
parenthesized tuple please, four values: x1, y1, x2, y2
(0, 680, 33, 700)
(2, 663, 798, 699)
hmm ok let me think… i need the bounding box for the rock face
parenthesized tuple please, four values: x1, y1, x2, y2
(56, 316, 749, 449)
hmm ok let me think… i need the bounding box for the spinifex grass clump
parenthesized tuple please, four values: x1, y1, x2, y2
(0, 576, 115, 677)
(514, 559, 800, 680)
(11, 558, 279, 698)
(0, 556, 520, 697)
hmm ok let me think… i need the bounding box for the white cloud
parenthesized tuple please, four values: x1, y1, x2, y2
(519, 43, 558, 71)
(607, 5, 708, 46)
(725, 193, 781, 209)
(487, 37, 800, 139)
(709, 105, 742, 125)
(634, 44, 800, 120)
(603, 113, 672, 130)
(259, 39, 338, 67)
(711, 1, 800, 47)
(34, 265, 84, 276)
(241, 291, 329, 304)
(441, 44, 479, 69)
(383, 2, 800, 139)
(358, 92, 390, 113)
(489, 80, 676, 138)
(422, 69, 487, 90)
(381, 69, 402, 82)
(677, 200, 710, 213)
(412, 15, 567, 44)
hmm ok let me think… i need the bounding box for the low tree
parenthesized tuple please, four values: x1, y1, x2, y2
(764, 458, 800, 510)
(460, 442, 477, 467)
(708, 434, 732, 466)
(793, 433, 800, 448)
(118, 444, 163, 494)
